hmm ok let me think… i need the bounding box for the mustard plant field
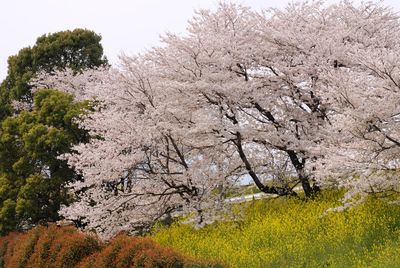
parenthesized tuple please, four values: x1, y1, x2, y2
(151, 192, 400, 267)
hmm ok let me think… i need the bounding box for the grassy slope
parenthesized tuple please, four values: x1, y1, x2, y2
(151, 191, 400, 267)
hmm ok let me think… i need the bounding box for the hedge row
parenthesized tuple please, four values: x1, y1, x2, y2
(0, 225, 221, 268)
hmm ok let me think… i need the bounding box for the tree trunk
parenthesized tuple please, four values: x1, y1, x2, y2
(286, 150, 318, 198)
(298, 169, 313, 198)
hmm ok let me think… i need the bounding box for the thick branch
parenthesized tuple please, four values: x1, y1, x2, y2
(167, 135, 188, 170)
(234, 132, 294, 196)
(252, 101, 281, 128)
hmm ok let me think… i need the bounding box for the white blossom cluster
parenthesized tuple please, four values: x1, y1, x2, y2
(34, 1, 400, 237)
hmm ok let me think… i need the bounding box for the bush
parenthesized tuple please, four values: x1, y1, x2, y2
(0, 225, 100, 268)
(79, 234, 188, 268)
(6, 226, 42, 268)
(0, 224, 219, 267)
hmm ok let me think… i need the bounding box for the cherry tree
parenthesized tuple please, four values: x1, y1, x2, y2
(145, 1, 347, 197)
(34, 1, 400, 236)
(35, 62, 240, 238)
(311, 2, 400, 206)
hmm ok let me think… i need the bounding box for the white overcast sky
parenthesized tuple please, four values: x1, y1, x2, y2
(1, 0, 399, 80)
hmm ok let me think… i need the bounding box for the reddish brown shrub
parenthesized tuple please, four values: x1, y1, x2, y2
(27, 225, 64, 268)
(0, 232, 22, 268)
(4, 227, 42, 268)
(0, 225, 100, 268)
(114, 236, 184, 268)
(78, 234, 186, 268)
(0, 225, 221, 268)
(45, 229, 101, 268)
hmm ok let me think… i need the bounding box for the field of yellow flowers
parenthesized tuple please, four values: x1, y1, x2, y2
(151, 191, 400, 267)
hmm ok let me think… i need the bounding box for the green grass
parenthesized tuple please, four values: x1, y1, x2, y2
(151, 191, 400, 267)
(222, 184, 262, 198)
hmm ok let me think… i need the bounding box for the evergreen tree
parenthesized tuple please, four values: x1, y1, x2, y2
(0, 89, 89, 234)
(0, 28, 107, 118)
(0, 28, 106, 234)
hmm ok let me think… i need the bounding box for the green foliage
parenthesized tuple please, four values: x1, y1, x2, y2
(151, 191, 400, 267)
(0, 89, 88, 234)
(33, 29, 106, 74)
(0, 28, 105, 235)
(0, 28, 107, 118)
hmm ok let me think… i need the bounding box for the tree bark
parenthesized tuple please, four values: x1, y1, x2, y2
(286, 150, 317, 198)
(235, 132, 296, 196)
